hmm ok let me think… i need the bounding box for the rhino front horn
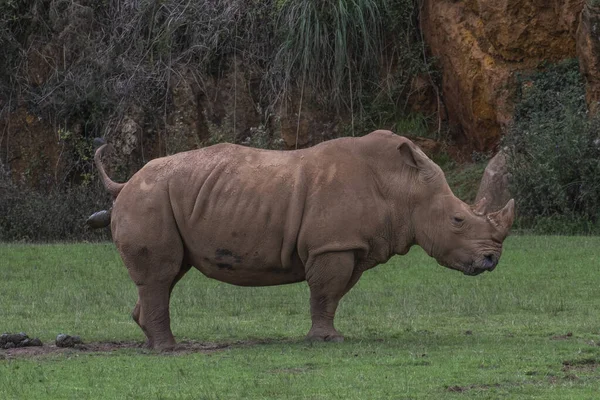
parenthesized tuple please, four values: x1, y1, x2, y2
(487, 199, 515, 234)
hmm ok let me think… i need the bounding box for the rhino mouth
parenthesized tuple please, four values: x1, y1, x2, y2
(462, 258, 499, 276)
(440, 258, 496, 276)
(462, 266, 487, 276)
(443, 262, 489, 276)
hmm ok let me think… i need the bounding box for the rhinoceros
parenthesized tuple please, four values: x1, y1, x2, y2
(95, 130, 515, 350)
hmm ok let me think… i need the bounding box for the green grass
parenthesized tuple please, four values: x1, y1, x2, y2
(1, 236, 600, 398)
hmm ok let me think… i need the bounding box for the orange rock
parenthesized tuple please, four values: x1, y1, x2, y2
(421, 0, 584, 152)
(577, 3, 600, 115)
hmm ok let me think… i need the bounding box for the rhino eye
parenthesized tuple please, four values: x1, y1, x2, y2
(452, 216, 464, 224)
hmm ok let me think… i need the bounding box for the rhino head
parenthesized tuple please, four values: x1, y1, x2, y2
(398, 141, 515, 276)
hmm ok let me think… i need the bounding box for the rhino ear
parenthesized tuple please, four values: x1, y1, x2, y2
(488, 199, 515, 233)
(397, 141, 430, 171)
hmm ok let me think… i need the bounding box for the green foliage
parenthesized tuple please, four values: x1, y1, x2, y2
(503, 59, 600, 234)
(0, 0, 29, 87)
(0, 173, 111, 241)
(1, 0, 428, 142)
(275, 0, 385, 107)
(2, 237, 600, 398)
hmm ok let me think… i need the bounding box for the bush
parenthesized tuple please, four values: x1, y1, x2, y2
(1, 0, 428, 145)
(0, 168, 111, 242)
(503, 59, 600, 234)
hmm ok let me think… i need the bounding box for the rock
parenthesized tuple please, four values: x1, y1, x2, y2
(475, 150, 511, 213)
(3, 332, 28, 345)
(0, 333, 43, 348)
(86, 209, 112, 229)
(165, 71, 206, 154)
(56, 334, 83, 348)
(0, 107, 64, 188)
(577, 3, 600, 115)
(421, 0, 583, 152)
(115, 117, 140, 156)
(18, 338, 43, 347)
(1, 332, 32, 348)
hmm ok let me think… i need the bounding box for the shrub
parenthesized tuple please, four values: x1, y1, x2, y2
(0, 168, 111, 242)
(1, 0, 428, 146)
(503, 59, 600, 234)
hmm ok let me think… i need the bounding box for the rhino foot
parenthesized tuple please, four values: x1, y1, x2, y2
(141, 338, 177, 352)
(305, 331, 344, 343)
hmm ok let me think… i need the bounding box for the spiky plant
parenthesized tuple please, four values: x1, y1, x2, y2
(274, 0, 387, 112)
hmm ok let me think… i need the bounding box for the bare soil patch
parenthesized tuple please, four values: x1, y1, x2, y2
(446, 383, 502, 392)
(562, 358, 600, 372)
(0, 339, 278, 359)
(550, 332, 573, 340)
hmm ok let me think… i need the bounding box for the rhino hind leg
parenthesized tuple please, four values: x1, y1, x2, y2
(305, 251, 358, 342)
(116, 227, 187, 351)
(131, 263, 192, 349)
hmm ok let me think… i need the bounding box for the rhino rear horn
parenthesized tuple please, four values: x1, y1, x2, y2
(487, 199, 515, 234)
(471, 197, 489, 216)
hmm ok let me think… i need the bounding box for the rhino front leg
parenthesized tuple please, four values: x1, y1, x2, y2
(305, 251, 359, 342)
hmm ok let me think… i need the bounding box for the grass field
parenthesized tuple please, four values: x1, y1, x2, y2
(1, 236, 600, 399)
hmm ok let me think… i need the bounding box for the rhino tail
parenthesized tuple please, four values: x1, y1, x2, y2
(94, 144, 125, 199)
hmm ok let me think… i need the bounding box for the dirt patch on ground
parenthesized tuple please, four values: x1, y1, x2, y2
(446, 383, 502, 393)
(562, 358, 600, 372)
(0, 339, 278, 359)
(550, 332, 573, 340)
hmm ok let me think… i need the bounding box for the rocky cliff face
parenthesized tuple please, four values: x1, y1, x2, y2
(421, 0, 584, 151)
(577, 2, 600, 115)
(3, 0, 600, 188)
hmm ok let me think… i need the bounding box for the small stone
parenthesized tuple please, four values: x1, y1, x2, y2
(30, 338, 43, 347)
(5, 333, 28, 344)
(4, 342, 15, 349)
(56, 334, 83, 348)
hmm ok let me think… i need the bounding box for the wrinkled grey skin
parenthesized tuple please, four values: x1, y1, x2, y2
(94, 130, 515, 350)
